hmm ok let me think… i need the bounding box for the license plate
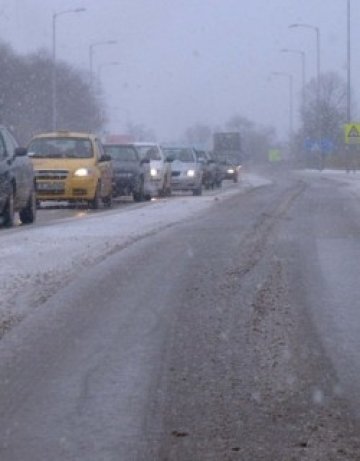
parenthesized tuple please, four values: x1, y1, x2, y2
(36, 182, 64, 191)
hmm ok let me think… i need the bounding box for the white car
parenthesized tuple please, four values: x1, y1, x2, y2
(133, 142, 172, 198)
(162, 146, 203, 196)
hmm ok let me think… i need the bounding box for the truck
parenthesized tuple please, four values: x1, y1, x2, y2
(213, 132, 242, 183)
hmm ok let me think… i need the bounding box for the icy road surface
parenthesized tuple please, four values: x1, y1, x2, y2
(1, 169, 360, 460)
(0, 174, 270, 335)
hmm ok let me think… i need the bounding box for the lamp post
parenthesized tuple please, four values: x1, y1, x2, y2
(290, 23, 322, 167)
(347, 0, 351, 123)
(271, 71, 294, 140)
(89, 40, 117, 92)
(52, 7, 86, 130)
(281, 48, 306, 108)
(289, 23, 320, 85)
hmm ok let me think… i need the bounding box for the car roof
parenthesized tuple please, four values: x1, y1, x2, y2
(104, 143, 137, 147)
(132, 142, 159, 147)
(31, 131, 97, 140)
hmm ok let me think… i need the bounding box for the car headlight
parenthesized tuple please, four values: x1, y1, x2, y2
(74, 168, 93, 177)
(227, 168, 235, 174)
(187, 169, 195, 177)
(150, 168, 158, 177)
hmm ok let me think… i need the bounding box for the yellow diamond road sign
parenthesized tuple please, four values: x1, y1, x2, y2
(345, 123, 360, 144)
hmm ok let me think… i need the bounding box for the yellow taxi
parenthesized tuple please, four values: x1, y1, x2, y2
(28, 131, 113, 208)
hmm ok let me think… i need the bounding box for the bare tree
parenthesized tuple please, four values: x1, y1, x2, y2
(126, 121, 156, 141)
(183, 123, 212, 147)
(225, 113, 276, 163)
(301, 72, 346, 146)
(0, 42, 104, 143)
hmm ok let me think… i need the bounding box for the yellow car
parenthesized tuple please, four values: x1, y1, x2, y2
(28, 131, 113, 208)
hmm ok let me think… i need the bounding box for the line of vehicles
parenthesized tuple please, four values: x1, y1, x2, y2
(0, 126, 243, 227)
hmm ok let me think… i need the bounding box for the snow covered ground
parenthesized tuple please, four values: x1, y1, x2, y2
(301, 169, 360, 197)
(0, 173, 271, 336)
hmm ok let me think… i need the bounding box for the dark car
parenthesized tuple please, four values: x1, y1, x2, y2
(0, 126, 36, 227)
(103, 144, 148, 201)
(195, 149, 220, 189)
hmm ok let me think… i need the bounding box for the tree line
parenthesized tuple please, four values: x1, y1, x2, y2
(182, 70, 351, 168)
(0, 41, 103, 144)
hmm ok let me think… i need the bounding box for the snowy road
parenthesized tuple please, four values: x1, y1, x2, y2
(1, 169, 360, 459)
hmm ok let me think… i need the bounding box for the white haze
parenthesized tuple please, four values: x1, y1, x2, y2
(0, 0, 359, 141)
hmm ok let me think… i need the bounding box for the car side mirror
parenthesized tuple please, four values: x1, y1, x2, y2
(15, 147, 28, 157)
(100, 153, 112, 162)
(140, 158, 150, 164)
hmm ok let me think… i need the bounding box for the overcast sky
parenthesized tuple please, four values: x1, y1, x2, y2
(0, 0, 358, 141)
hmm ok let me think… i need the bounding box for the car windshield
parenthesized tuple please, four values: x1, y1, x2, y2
(163, 148, 195, 163)
(104, 145, 138, 161)
(135, 145, 161, 161)
(28, 138, 93, 159)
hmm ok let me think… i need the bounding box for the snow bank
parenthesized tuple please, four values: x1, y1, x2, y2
(0, 173, 270, 332)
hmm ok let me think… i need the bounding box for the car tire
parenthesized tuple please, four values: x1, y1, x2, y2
(3, 186, 15, 227)
(19, 189, 37, 224)
(103, 192, 113, 208)
(193, 185, 202, 196)
(90, 182, 101, 209)
(133, 178, 145, 202)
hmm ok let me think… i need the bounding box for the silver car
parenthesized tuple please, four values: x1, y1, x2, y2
(162, 146, 203, 196)
(133, 142, 171, 198)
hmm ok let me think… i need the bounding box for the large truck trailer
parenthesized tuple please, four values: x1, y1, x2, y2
(213, 132, 242, 182)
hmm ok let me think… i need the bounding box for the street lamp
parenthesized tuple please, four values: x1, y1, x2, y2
(347, 0, 351, 122)
(290, 23, 322, 166)
(89, 40, 117, 91)
(289, 23, 320, 84)
(52, 7, 86, 130)
(271, 72, 294, 139)
(281, 48, 306, 107)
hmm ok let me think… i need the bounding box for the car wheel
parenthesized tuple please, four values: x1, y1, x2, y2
(90, 182, 101, 209)
(19, 189, 37, 224)
(103, 192, 113, 208)
(3, 186, 15, 227)
(133, 178, 144, 202)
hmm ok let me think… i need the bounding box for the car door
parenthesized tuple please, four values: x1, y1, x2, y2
(0, 131, 10, 213)
(2, 128, 28, 208)
(95, 139, 112, 197)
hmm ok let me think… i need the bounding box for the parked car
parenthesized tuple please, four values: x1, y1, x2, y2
(0, 125, 36, 227)
(103, 143, 149, 202)
(162, 146, 203, 195)
(133, 142, 172, 197)
(27, 131, 113, 209)
(194, 149, 219, 189)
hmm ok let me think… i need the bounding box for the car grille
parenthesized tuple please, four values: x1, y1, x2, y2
(72, 188, 87, 196)
(35, 170, 69, 180)
(171, 171, 181, 177)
